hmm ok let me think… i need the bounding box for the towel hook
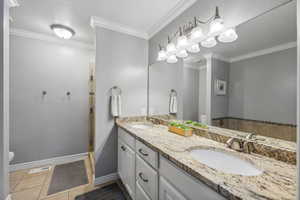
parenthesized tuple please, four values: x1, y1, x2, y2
(170, 89, 177, 96)
(110, 86, 122, 95)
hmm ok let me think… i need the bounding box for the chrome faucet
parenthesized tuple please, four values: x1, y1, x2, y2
(226, 138, 243, 151)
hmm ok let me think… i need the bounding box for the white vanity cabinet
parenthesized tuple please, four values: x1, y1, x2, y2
(118, 127, 226, 200)
(118, 130, 136, 199)
(159, 177, 187, 200)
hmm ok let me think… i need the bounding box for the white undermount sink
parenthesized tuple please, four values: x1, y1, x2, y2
(189, 149, 263, 176)
(130, 124, 152, 129)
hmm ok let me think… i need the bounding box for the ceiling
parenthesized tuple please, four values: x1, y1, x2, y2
(10, 0, 196, 44)
(10, 0, 296, 49)
(185, 0, 297, 63)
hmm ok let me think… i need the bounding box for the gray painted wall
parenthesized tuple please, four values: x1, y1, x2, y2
(95, 27, 148, 178)
(0, 0, 9, 198)
(183, 67, 199, 121)
(228, 48, 297, 124)
(199, 68, 207, 120)
(211, 58, 230, 119)
(10, 36, 91, 164)
(149, 61, 183, 118)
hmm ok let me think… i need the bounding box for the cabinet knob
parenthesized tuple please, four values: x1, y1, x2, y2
(138, 149, 149, 156)
(139, 172, 149, 183)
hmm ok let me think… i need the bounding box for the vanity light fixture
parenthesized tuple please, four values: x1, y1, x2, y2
(187, 43, 200, 53)
(209, 7, 225, 34)
(201, 37, 217, 48)
(157, 6, 238, 63)
(50, 24, 75, 39)
(167, 55, 178, 64)
(166, 36, 177, 56)
(218, 28, 238, 43)
(157, 45, 167, 61)
(176, 49, 188, 58)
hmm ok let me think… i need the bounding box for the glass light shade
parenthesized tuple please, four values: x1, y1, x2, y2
(157, 49, 167, 61)
(167, 55, 178, 64)
(187, 43, 200, 53)
(176, 49, 188, 58)
(166, 42, 177, 55)
(190, 26, 204, 43)
(201, 37, 217, 48)
(50, 24, 75, 40)
(209, 18, 224, 34)
(176, 35, 189, 50)
(218, 28, 238, 43)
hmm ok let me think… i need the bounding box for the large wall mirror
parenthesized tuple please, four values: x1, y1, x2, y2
(148, 0, 297, 142)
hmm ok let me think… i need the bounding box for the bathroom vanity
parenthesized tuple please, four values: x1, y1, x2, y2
(116, 117, 296, 200)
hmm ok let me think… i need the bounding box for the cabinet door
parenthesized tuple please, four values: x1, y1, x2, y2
(160, 177, 187, 200)
(118, 139, 126, 182)
(124, 145, 136, 199)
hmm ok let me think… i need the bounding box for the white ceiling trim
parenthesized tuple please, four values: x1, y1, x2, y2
(213, 54, 231, 63)
(10, 28, 95, 50)
(147, 0, 197, 39)
(90, 16, 149, 39)
(230, 41, 297, 63)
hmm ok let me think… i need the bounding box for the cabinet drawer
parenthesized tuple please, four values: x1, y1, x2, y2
(118, 128, 135, 149)
(136, 140, 158, 169)
(160, 157, 226, 200)
(136, 182, 151, 200)
(136, 156, 158, 200)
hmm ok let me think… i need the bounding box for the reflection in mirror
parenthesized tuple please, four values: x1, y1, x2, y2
(148, 1, 297, 142)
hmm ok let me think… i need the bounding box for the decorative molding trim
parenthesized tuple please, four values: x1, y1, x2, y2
(147, 0, 197, 39)
(90, 16, 148, 39)
(230, 41, 297, 63)
(212, 54, 231, 63)
(8, 0, 19, 8)
(94, 173, 119, 186)
(10, 28, 95, 50)
(9, 152, 88, 172)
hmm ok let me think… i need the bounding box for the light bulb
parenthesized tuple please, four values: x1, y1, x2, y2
(218, 28, 238, 43)
(201, 37, 217, 48)
(209, 18, 224, 34)
(190, 26, 204, 43)
(157, 49, 167, 61)
(176, 49, 188, 58)
(176, 35, 189, 50)
(167, 55, 178, 64)
(187, 43, 200, 53)
(166, 42, 177, 55)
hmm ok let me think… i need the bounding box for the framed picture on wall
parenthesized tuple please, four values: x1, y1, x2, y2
(215, 80, 227, 95)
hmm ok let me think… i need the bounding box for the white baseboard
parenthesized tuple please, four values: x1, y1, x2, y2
(9, 152, 88, 172)
(94, 173, 119, 186)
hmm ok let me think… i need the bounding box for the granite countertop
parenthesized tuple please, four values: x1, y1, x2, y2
(116, 120, 296, 200)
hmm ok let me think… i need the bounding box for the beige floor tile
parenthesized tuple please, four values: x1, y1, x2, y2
(24, 166, 52, 179)
(15, 174, 47, 192)
(10, 169, 28, 182)
(68, 185, 94, 200)
(12, 187, 42, 200)
(10, 179, 19, 193)
(40, 192, 68, 200)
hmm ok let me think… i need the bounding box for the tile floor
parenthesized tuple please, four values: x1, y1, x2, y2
(9, 157, 107, 200)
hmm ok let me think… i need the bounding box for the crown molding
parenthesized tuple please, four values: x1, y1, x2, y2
(10, 28, 95, 50)
(90, 16, 149, 39)
(230, 41, 297, 63)
(212, 54, 231, 63)
(147, 0, 197, 39)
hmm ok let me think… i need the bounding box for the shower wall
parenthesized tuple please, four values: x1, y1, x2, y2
(10, 35, 93, 164)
